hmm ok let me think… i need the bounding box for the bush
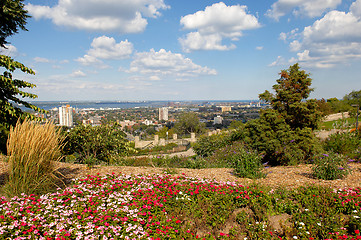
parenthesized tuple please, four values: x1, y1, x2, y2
(193, 128, 246, 158)
(312, 152, 351, 180)
(193, 132, 232, 157)
(3, 119, 63, 197)
(245, 110, 322, 166)
(62, 123, 135, 165)
(323, 131, 361, 161)
(231, 146, 265, 179)
(206, 142, 265, 178)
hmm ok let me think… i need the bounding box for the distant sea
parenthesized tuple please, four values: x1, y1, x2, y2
(23, 100, 254, 111)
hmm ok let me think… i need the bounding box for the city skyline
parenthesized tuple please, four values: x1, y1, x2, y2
(1, 0, 361, 101)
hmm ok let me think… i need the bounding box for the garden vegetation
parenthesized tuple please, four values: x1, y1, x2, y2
(1, 1, 361, 238)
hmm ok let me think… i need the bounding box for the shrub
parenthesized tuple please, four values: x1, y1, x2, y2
(312, 152, 351, 180)
(323, 131, 361, 161)
(245, 110, 323, 166)
(193, 132, 231, 157)
(231, 146, 265, 179)
(3, 119, 63, 197)
(207, 141, 265, 178)
(62, 123, 135, 165)
(193, 128, 246, 158)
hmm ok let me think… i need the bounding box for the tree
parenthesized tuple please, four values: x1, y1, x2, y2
(246, 64, 322, 165)
(156, 126, 174, 139)
(0, 0, 44, 153)
(174, 112, 205, 136)
(343, 90, 361, 108)
(0, 0, 29, 48)
(259, 63, 321, 130)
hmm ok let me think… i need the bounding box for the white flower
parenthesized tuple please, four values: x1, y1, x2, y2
(293, 236, 298, 239)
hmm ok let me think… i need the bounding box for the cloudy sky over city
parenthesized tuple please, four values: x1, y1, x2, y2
(2, 0, 361, 101)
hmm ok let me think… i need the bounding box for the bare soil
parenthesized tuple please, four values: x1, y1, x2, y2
(1, 159, 360, 190)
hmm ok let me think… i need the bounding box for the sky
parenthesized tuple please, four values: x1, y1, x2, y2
(1, 0, 361, 101)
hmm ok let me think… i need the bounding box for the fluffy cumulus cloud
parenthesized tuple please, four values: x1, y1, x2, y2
(69, 70, 86, 77)
(274, 0, 361, 68)
(266, 0, 341, 20)
(179, 2, 260, 52)
(127, 49, 217, 80)
(25, 0, 169, 33)
(77, 36, 133, 67)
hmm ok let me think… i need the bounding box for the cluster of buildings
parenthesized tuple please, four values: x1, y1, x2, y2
(56, 101, 265, 130)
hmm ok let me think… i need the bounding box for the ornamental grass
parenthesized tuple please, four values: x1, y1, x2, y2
(3, 119, 64, 197)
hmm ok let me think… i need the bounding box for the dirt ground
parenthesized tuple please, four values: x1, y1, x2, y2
(1, 159, 360, 190)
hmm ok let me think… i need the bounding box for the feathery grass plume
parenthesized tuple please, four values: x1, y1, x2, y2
(3, 119, 64, 197)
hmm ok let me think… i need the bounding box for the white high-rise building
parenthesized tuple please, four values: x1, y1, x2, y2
(59, 105, 73, 127)
(159, 107, 168, 121)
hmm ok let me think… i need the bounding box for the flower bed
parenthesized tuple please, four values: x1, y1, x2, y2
(0, 173, 360, 239)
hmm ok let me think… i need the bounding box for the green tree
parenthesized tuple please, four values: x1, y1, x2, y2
(174, 112, 205, 136)
(246, 64, 322, 165)
(259, 63, 321, 130)
(156, 126, 174, 139)
(0, 0, 45, 153)
(0, 0, 29, 48)
(343, 90, 361, 108)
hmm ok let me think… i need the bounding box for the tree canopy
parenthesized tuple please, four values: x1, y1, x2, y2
(0, 0, 29, 48)
(174, 112, 205, 135)
(246, 63, 322, 165)
(259, 63, 321, 130)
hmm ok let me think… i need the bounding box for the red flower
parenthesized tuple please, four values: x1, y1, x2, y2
(355, 230, 360, 234)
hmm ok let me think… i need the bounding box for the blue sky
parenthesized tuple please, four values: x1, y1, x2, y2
(1, 0, 361, 101)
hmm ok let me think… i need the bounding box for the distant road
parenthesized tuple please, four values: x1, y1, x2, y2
(131, 147, 195, 159)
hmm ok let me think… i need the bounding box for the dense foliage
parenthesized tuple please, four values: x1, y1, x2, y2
(245, 110, 322, 165)
(312, 152, 351, 180)
(62, 123, 135, 166)
(259, 63, 321, 131)
(174, 112, 206, 136)
(245, 64, 323, 165)
(193, 128, 246, 157)
(0, 0, 29, 48)
(323, 131, 361, 161)
(0, 174, 360, 239)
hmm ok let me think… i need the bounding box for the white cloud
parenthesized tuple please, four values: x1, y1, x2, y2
(88, 36, 133, 60)
(351, 0, 361, 17)
(266, 0, 341, 20)
(128, 49, 217, 80)
(34, 57, 50, 63)
(70, 70, 86, 77)
(77, 36, 133, 67)
(76, 54, 104, 66)
(25, 0, 169, 33)
(149, 75, 161, 81)
(282, 1, 361, 68)
(0, 45, 18, 57)
(179, 2, 260, 52)
(269, 56, 287, 67)
(256, 46, 264, 50)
